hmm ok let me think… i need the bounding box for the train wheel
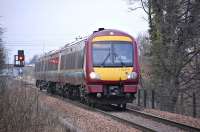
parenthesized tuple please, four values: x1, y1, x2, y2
(122, 104, 126, 111)
(47, 86, 50, 93)
(85, 96, 91, 106)
(91, 103, 96, 108)
(39, 86, 43, 91)
(79, 85, 85, 103)
(36, 80, 39, 88)
(51, 83, 56, 94)
(63, 85, 69, 98)
(47, 82, 56, 94)
(68, 88, 73, 99)
(86, 98, 90, 106)
(80, 96, 84, 103)
(61, 87, 65, 97)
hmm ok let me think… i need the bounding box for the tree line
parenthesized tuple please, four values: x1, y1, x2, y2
(127, 0, 200, 112)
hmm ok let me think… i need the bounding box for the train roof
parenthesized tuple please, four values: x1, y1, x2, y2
(37, 36, 87, 61)
(62, 36, 87, 50)
(36, 28, 134, 61)
(90, 28, 134, 40)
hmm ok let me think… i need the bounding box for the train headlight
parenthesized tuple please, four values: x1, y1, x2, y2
(90, 72, 100, 80)
(127, 72, 137, 79)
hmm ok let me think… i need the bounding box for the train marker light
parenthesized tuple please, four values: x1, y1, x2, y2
(127, 72, 137, 79)
(89, 72, 100, 79)
(109, 32, 114, 35)
(97, 93, 102, 98)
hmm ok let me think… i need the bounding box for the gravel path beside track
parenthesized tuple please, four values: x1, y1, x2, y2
(109, 111, 184, 132)
(127, 104, 200, 129)
(144, 108, 200, 129)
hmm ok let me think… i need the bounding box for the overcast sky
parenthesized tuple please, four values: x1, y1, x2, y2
(0, 0, 148, 63)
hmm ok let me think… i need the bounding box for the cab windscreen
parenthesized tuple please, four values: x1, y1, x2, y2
(92, 41, 133, 67)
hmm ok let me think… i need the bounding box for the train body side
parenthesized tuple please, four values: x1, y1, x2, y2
(35, 40, 85, 85)
(59, 40, 85, 85)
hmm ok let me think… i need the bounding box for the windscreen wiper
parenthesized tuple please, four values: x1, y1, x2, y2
(113, 52, 125, 67)
(101, 51, 110, 67)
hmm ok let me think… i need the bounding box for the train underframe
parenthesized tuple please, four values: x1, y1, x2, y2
(36, 80, 136, 110)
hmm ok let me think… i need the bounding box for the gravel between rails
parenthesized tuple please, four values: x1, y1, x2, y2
(38, 92, 140, 132)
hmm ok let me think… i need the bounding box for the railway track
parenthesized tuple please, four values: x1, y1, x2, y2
(49, 94, 156, 132)
(48, 93, 200, 132)
(39, 92, 184, 132)
(23, 81, 200, 132)
(126, 107, 200, 132)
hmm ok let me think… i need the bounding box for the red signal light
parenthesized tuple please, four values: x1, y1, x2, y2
(18, 55, 24, 61)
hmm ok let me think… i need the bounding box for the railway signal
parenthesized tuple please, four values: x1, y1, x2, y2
(18, 50, 25, 61)
(14, 50, 25, 67)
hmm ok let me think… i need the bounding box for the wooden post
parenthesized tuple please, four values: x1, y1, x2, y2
(144, 89, 147, 108)
(193, 92, 196, 118)
(151, 90, 155, 109)
(137, 89, 140, 106)
(180, 93, 183, 114)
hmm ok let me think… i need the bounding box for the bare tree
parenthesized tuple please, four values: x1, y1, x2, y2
(0, 25, 6, 96)
(126, 0, 200, 112)
(137, 33, 152, 89)
(29, 54, 39, 65)
(0, 26, 5, 72)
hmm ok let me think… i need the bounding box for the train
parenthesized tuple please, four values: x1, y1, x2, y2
(35, 28, 140, 109)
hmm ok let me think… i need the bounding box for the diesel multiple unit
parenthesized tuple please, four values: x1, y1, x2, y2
(35, 29, 140, 109)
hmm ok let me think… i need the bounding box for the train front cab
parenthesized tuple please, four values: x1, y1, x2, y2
(85, 29, 140, 107)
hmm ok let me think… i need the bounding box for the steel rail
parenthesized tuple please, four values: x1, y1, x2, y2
(126, 108, 200, 132)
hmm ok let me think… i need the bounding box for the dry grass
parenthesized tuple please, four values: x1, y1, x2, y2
(0, 78, 68, 132)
